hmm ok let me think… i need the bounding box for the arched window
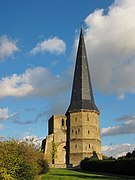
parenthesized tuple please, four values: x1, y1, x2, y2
(75, 144, 77, 149)
(88, 130, 90, 134)
(62, 119, 64, 126)
(89, 144, 90, 148)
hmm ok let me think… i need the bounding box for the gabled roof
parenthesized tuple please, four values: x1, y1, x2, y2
(67, 28, 99, 113)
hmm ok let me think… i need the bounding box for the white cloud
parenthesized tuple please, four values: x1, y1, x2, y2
(30, 37, 66, 55)
(0, 72, 33, 98)
(0, 124, 4, 130)
(0, 107, 47, 125)
(102, 144, 135, 158)
(116, 114, 135, 121)
(0, 103, 68, 125)
(8, 108, 49, 124)
(102, 114, 135, 136)
(84, 0, 135, 98)
(0, 67, 70, 98)
(0, 108, 9, 120)
(21, 135, 43, 148)
(0, 35, 19, 60)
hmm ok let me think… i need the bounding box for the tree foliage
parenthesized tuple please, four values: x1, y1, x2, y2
(80, 157, 135, 176)
(118, 148, 135, 160)
(0, 138, 49, 180)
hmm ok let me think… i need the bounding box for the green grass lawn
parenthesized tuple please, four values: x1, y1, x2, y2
(40, 168, 118, 180)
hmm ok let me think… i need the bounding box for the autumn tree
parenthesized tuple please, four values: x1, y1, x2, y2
(0, 138, 49, 180)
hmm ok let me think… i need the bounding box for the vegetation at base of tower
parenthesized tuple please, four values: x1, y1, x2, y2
(0, 138, 49, 180)
(102, 155, 116, 160)
(51, 141, 57, 160)
(80, 149, 135, 176)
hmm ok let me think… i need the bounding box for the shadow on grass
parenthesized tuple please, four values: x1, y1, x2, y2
(70, 169, 135, 180)
(53, 174, 113, 179)
(52, 170, 114, 179)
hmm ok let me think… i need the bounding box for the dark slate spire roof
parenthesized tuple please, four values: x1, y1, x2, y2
(67, 28, 99, 113)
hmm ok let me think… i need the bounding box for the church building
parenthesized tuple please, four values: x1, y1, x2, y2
(42, 28, 102, 168)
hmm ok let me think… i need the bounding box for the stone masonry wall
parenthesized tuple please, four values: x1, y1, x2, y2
(69, 110, 102, 166)
(44, 115, 67, 167)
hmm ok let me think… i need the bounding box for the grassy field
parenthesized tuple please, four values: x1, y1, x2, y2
(40, 168, 119, 180)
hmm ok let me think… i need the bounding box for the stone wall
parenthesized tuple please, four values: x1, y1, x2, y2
(44, 134, 53, 164)
(44, 111, 102, 167)
(69, 110, 102, 166)
(44, 114, 67, 167)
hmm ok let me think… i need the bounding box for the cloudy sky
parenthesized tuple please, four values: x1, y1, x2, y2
(0, 0, 135, 157)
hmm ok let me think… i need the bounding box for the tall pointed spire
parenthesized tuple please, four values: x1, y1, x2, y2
(68, 28, 99, 112)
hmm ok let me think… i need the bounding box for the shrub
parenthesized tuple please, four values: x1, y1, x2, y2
(0, 138, 49, 180)
(80, 158, 135, 176)
(0, 167, 14, 180)
(37, 159, 49, 174)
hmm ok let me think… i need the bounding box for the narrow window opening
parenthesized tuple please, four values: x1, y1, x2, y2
(62, 119, 64, 126)
(89, 144, 90, 148)
(88, 130, 90, 134)
(72, 129, 74, 133)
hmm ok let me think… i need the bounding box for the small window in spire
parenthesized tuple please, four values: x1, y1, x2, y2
(88, 130, 90, 134)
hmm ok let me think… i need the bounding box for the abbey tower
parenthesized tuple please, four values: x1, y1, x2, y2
(66, 28, 102, 166)
(42, 28, 102, 168)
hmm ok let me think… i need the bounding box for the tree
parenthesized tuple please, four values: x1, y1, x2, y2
(0, 138, 49, 180)
(125, 152, 132, 159)
(118, 148, 135, 159)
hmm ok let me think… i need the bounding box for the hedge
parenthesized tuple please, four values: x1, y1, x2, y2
(80, 158, 135, 176)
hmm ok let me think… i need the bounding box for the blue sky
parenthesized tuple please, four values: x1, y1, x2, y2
(0, 0, 135, 157)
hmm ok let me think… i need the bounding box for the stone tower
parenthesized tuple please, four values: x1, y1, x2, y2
(66, 28, 102, 167)
(42, 28, 102, 168)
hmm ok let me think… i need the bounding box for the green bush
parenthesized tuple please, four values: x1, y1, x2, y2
(0, 138, 49, 180)
(80, 158, 135, 176)
(37, 159, 49, 174)
(0, 167, 14, 180)
(14, 161, 36, 180)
